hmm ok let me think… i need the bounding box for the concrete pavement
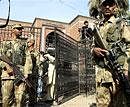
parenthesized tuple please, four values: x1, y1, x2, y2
(52, 94, 96, 107)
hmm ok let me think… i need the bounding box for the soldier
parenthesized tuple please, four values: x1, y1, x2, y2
(25, 35, 40, 106)
(25, 34, 39, 75)
(89, 0, 130, 107)
(0, 24, 32, 107)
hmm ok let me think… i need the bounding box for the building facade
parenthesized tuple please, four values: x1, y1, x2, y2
(0, 15, 95, 41)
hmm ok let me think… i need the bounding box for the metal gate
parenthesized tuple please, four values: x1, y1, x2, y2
(46, 29, 79, 104)
(0, 25, 96, 105)
(78, 39, 96, 95)
(44, 28, 96, 104)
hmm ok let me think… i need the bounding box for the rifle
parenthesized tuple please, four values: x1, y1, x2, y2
(0, 55, 33, 88)
(93, 25, 130, 106)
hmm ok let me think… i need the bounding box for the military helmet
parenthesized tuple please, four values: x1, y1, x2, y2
(88, 0, 129, 18)
(100, 0, 115, 4)
(12, 24, 24, 29)
(100, 0, 116, 6)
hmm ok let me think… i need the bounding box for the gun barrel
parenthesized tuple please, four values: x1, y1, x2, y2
(93, 26, 107, 49)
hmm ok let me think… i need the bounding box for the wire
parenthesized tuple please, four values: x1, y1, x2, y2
(58, 0, 83, 13)
(0, 0, 10, 28)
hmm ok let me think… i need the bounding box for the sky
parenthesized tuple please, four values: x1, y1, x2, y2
(0, 0, 130, 23)
(0, 0, 89, 23)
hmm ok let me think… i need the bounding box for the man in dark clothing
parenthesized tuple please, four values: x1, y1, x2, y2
(81, 20, 93, 40)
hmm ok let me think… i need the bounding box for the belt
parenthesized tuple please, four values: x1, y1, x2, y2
(97, 82, 112, 88)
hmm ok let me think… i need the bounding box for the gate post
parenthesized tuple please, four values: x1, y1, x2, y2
(40, 26, 46, 52)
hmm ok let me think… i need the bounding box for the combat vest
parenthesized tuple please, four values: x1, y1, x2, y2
(94, 16, 127, 68)
(2, 39, 26, 66)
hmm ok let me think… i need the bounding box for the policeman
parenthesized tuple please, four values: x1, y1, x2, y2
(0, 24, 32, 107)
(89, 0, 130, 107)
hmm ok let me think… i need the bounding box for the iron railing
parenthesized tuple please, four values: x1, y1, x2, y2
(0, 26, 96, 105)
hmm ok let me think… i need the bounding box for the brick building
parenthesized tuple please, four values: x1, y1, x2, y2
(31, 15, 95, 41)
(0, 15, 96, 52)
(0, 15, 95, 40)
(0, 15, 129, 51)
(0, 14, 130, 41)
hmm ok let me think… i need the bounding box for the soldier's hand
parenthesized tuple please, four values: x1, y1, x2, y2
(92, 47, 108, 57)
(24, 75, 28, 80)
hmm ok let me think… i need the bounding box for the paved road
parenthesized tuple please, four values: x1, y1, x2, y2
(0, 94, 96, 107)
(33, 94, 96, 107)
(54, 94, 96, 107)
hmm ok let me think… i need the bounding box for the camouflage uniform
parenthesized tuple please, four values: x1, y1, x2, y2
(0, 24, 32, 107)
(26, 37, 41, 105)
(26, 49, 40, 105)
(95, 16, 130, 107)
